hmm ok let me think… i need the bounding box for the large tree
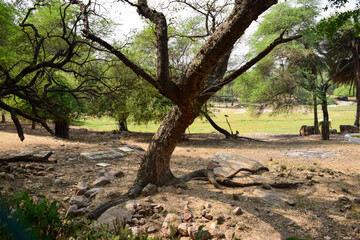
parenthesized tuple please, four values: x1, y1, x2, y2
(73, 0, 300, 219)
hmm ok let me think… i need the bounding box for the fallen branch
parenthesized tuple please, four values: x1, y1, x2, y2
(216, 178, 303, 189)
(0, 151, 53, 163)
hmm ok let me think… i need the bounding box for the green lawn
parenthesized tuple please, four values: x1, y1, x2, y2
(72, 105, 357, 134)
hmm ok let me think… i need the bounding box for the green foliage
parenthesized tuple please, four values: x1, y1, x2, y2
(0, 191, 76, 240)
(333, 85, 354, 97)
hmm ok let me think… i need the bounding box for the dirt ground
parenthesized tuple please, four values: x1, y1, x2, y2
(1, 121, 360, 240)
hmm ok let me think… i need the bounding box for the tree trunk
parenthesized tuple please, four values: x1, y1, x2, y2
(201, 110, 232, 138)
(313, 95, 320, 134)
(31, 121, 36, 130)
(1, 112, 5, 123)
(320, 91, 330, 140)
(54, 119, 70, 139)
(355, 87, 360, 127)
(118, 120, 128, 132)
(134, 106, 196, 187)
(353, 39, 360, 127)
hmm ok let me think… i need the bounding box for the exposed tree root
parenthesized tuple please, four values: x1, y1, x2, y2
(225, 166, 269, 179)
(85, 168, 302, 220)
(0, 151, 53, 163)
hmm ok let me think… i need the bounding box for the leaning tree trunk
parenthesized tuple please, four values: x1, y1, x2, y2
(313, 95, 320, 134)
(201, 110, 232, 138)
(54, 119, 70, 139)
(134, 106, 196, 187)
(320, 91, 330, 140)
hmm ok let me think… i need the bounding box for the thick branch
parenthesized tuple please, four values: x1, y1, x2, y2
(198, 31, 302, 104)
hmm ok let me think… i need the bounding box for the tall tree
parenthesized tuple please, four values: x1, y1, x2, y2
(73, 0, 300, 219)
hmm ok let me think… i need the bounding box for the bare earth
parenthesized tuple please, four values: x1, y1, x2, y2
(1, 122, 360, 240)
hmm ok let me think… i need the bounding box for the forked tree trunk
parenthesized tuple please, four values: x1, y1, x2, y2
(54, 119, 70, 139)
(134, 106, 196, 186)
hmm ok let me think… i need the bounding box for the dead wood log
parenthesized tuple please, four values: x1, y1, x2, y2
(216, 177, 303, 188)
(0, 152, 53, 163)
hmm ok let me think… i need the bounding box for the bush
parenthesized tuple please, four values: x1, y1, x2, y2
(333, 85, 354, 97)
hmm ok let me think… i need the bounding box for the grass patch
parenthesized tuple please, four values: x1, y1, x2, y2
(72, 105, 357, 134)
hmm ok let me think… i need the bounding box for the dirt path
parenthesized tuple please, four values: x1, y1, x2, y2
(0, 122, 360, 239)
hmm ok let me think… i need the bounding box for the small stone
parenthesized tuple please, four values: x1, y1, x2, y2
(92, 176, 111, 187)
(62, 196, 70, 201)
(338, 196, 351, 203)
(308, 167, 316, 172)
(205, 202, 211, 208)
(108, 169, 125, 179)
(53, 178, 64, 184)
(147, 226, 157, 233)
(75, 182, 89, 195)
(288, 221, 296, 226)
(324, 236, 331, 240)
(125, 200, 138, 212)
(142, 183, 157, 196)
(311, 178, 320, 184)
(143, 196, 153, 202)
(84, 188, 104, 199)
(233, 207, 243, 216)
(118, 146, 134, 152)
(70, 196, 89, 208)
(287, 200, 296, 206)
(161, 213, 181, 237)
(74, 208, 87, 217)
(306, 173, 313, 180)
(0, 172, 6, 178)
(36, 171, 46, 176)
(178, 223, 189, 236)
(232, 194, 240, 201)
(215, 215, 225, 225)
(176, 188, 182, 194)
(318, 172, 324, 177)
(209, 222, 224, 238)
(65, 204, 78, 217)
(5, 174, 15, 181)
(107, 189, 121, 199)
(187, 225, 198, 239)
(262, 182, 272, 190)
(182, 211, 193, 221)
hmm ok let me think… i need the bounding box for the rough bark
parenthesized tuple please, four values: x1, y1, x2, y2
(31, 120, 36, 130)
(134, 106, 197, 186)
(1, 112, 5, 123)
(54, 119, 70, 139)
(353, 39, 360, 127)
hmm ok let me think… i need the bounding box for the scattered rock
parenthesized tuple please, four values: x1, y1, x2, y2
(97, 205, 132, 230)
(65, 204, 78, 217)
(118, 146, 134, 152)
(92, 176, 111, 187)
(176, 188, 182, 194)
(147, 226, 157, 233)
(70, 196, 89, 208)
(262, 182, 272, 190)
(209, 222, 225, 238)
(142, 183, 157, 196)
(5, 174, 15, 181)
(125, 200, 138, 213)
(215, 215, 225, 225)
(233, 207, 243, 216)
(108, 169, 125, 179)
(107, 189, 121, 199)
(53, 178, 64, 184)
(84, 188, 104, 199)
(182, 211, 193, 222)
(287, 200, 296, 206)
(306, 173, 313, 180)
(75, 182, 89, 195)
(178, 222, 189, 236)
(96, 162, 111, 167)
(161, 213, 181, 237)
(80, 150, 125, 160)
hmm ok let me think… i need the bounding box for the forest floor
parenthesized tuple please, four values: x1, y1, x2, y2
(0, 121, 360, 240)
